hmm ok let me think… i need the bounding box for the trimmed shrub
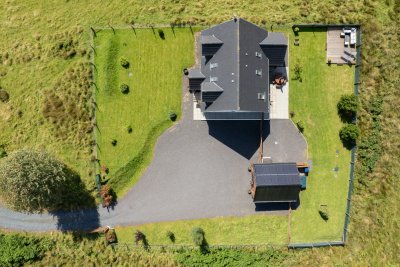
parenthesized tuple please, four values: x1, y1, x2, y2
(120, 57, 130, 68)
(0, 89, 10, 102)
(296, 120, 304, 133)
(319, 209, 329, 221)
(111, 139, 117, 146)
(337, 94, 358, 121)
(339, 123, 360, 149)
(127, 126, 133, 133)
(169, 112, 177, 121)
(158, 29, 165, 39)
(120, 84, 129, 94)
(191, 227, 205, 247)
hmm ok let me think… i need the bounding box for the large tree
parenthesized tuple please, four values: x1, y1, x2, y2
(0, 149, 88, 213)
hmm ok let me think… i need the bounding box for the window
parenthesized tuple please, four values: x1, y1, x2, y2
(210, 63, 218, 69)
(210, 76, 218, 82)
(255, 51, 262, 58)
(255, 69, 262, 76)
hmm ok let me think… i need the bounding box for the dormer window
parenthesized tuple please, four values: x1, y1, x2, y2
(255, 51, 262, 58)
(210, 63, 218, 69)
(255, 69, 262, 76)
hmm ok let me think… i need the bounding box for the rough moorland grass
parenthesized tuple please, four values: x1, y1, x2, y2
(116, 215, 288, 245)
(288, 29, 354, 242)
(95, 28, 194, 196)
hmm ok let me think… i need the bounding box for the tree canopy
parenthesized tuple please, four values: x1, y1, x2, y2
(0, 149, 90, 213)
(337, 94, 359, 121)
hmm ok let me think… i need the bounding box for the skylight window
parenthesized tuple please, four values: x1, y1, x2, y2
(210, 76, 218, 82)
(255, 51, 262, 58)
(255, 69, 262, 76)
(210, 63, 218, 69)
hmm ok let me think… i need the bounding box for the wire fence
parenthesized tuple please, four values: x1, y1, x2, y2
(109, 242, 287, 252)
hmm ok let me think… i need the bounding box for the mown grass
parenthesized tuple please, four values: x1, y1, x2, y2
(94, 28, 195, 196)
(116, 215, 288, 245)
(288, 29, 354, 242)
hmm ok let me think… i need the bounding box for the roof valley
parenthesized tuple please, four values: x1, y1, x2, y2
(236, 19, 240, 110)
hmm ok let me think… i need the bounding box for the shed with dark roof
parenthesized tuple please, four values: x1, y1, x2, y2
(250, 163, 301, 203)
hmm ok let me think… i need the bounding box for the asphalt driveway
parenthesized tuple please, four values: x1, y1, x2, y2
(0, 77, 307, 231)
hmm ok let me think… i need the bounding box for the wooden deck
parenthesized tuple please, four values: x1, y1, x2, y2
(327, 27, 356, 65)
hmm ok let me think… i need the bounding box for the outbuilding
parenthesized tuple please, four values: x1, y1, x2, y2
(250, 163, 301, 203)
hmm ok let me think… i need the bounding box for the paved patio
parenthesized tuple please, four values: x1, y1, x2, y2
(327, 27, 356, 64)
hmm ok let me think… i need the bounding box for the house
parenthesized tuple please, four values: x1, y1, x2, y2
(188, 18, 288, 120)
(250, 163, 301, 203)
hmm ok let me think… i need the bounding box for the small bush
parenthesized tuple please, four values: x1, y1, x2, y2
(111, 139, 117, 146)
(289, 111, 295, 118)
(166, 231, 175, 243)
(0, 146, 6, 158)
(100, 165, 109, 174)
(339, 123, 360, 148)
(120, 57, 130, 68)
(134, 230, 149, 250)
(120, 84, 130, 94)
(0, 89, 10, 102)
(104, 228, 117, 245)
(296, 121, 305, 133)
(337, 94, 358, 120)
(99, 185, 115, 208)
(191, 227, 205, 247)
(319, 209, 329, 221)
(127, 126, 133, 133)
(158, 29, 165, 39)
(293, 62, 303, 82)
(169, 112, 177, 121)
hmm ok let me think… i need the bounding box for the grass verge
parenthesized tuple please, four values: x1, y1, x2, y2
(288, 28, 354, 242)
(94, 28, 195, 197)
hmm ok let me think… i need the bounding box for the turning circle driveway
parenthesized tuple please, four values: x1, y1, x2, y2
(0, 77, 306, 231)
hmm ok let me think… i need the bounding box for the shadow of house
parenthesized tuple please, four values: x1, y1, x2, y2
(255, 197, 300, 212)
(207, 120, 269, 160)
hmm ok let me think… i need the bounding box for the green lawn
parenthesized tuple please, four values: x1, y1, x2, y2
(288, 29, 354, 242)
(116, 214, 288, 245)
(94, 28, 195, 196)
(112, 27, 354, 246)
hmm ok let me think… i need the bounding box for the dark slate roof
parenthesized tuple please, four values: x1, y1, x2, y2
(253, 163, 300, 187)
(201, 82, 224, 92)
(201, 35, 223, 45)
(188, 68, 205, 79)
(200, 18, 271, 112)
(260, 32, 288, 46)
